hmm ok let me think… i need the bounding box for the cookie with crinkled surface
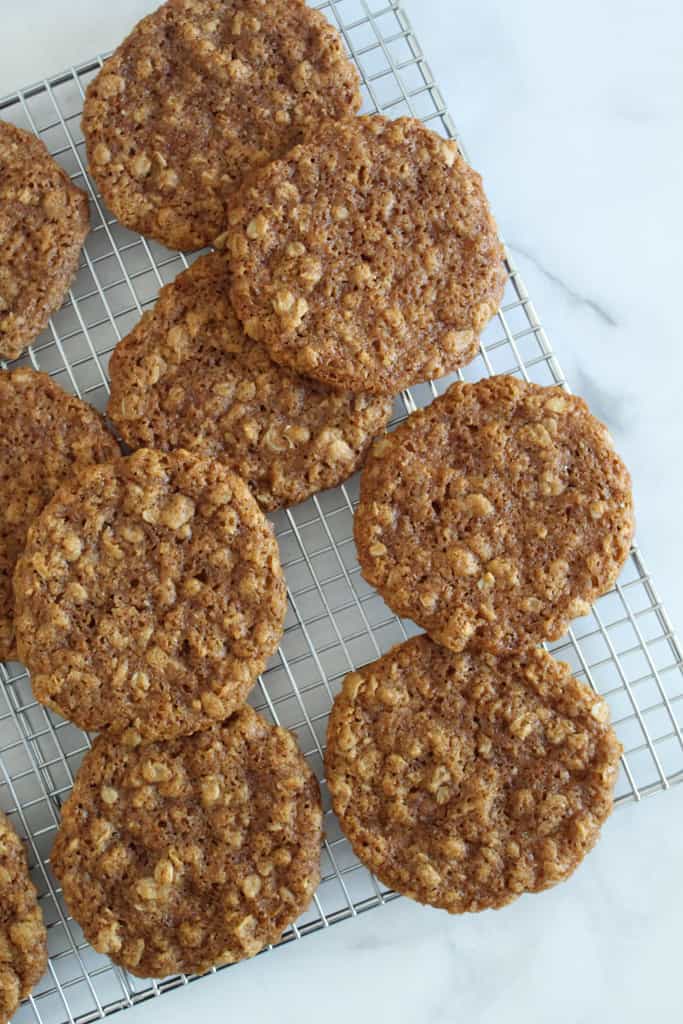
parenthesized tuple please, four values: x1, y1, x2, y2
(355, 376, 634, 652)
(82, 0, 361, 251)
(325, 636, 622, 913)
(0, 811, 48, 1022)
(0, 368, 119, 661)
(226, 115, 506, 395)
(14, 448, 286, 740)
(108, 253, 392, 511)
(0, 120, 89, 361)
(51, 706, 322, 978)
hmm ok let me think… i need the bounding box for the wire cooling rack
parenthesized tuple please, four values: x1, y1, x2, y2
(1, 1, 682, 1022)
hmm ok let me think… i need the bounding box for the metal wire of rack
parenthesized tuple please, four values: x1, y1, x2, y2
(1, 1, 682, 1022)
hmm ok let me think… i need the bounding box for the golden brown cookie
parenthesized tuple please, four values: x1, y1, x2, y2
(0, 368, 119, 661)
(355, 376, 634, 652)
(108, 252, 392, 511)
(14, 448, 286, 740)
(51, 707, 322, 978)
(0, 120, 89, 361)
(82, 0, 361, 250)
(326, 636, 622, 913)
(0, 811, 48, 1022)
(226, 115, 506, 395)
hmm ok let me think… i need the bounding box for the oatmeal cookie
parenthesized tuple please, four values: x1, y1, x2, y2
(226, 115, 506, 394)
(51, 707, 322, 978)
(326, 636, 622, 913)
(0, 368, 118, 661)
(108, 253, 392, 511)
(0, 120, 89, 361)
(83, 0, 361, 250)
(0, 811, 48, 1022)
(14, 448, 286, 740)
(355, 376, 634, 652)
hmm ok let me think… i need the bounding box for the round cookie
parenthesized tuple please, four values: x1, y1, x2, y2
(0, 810, 48, 1021)
(82, 0, 361, 250)
(108, 252, 392, 511)
(355, 376, 634, 652)
(14, 448, 286, 740)
(225, 115, 506, 395)
(0, 368, 119, 661)
(325, 636, 622, 913)
(51, 707, 322, 978)
(0, 120, 90, 361)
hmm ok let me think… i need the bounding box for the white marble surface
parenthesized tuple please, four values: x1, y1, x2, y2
(2, 1, 683, 1020)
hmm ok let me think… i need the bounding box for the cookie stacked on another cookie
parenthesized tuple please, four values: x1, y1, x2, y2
(83, 0, 361, 250)
(12, 441, 326, 981)
(12, 442, 319, 974)
(14, 447, 287, 741)
(0, 0, 633, 987)
(225, 115, 506, 394)
(107, 252, 392, 511)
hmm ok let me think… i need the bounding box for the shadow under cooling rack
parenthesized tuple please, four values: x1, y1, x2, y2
(1, 2, 683, 1023)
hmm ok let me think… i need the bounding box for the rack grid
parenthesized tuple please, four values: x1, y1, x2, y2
(1, 2, 682, 1022)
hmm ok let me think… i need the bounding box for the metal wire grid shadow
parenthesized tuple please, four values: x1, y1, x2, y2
(1, 1, 682, 1022)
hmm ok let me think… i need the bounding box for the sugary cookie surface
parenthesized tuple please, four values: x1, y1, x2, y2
(355, 376, 634, 651)
(52, 708, 322, 978)
(0, 811, 47, 1023)
(108, 253, 392, 511)
(14, 448, 286, 739)
(325, 636, 622, 913)
(83, 0, 361, 250)
(226, 115, 506, 394)
(0, 368, 118, 661)
(0, 121, 89, 361)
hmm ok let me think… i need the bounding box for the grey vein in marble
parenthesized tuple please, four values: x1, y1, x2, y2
(508, 241, 618, 327)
